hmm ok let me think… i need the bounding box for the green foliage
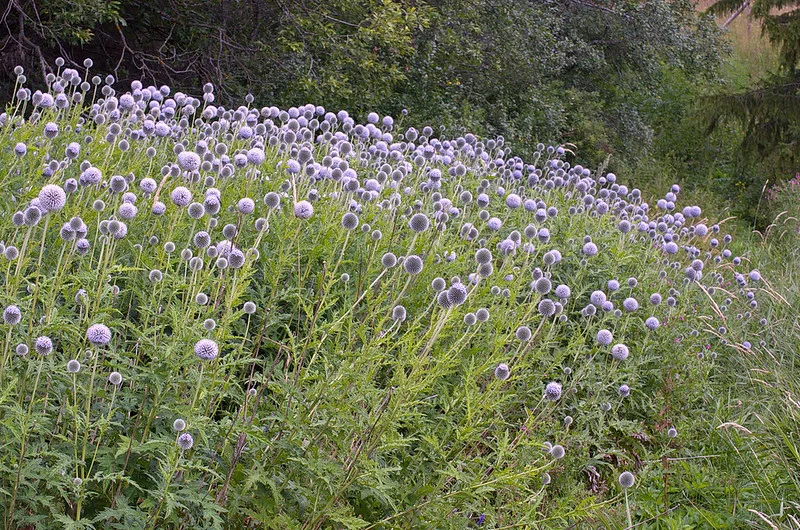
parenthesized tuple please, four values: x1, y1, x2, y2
(36, 0, 124, 45)
(0, 65, 797, 528)
(3, 0, 724, 168)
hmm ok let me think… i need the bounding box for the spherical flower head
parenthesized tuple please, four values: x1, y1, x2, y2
(247, 148, 265, 166)
(177, 151, 201, 172)
(108, 371, 123, 385)
(516, 326, 532, 341)
(549, 444, 565, 459)
(286, 160, 301, 174)
(177, 432, 194, 451)
(582, 242, 598, 256)
(622, 297, 639, 312)
(667, 427, 678, 438)
(237, 198, 255, 215)
(432, 290, 451, 308)
(38, 184, 67, 212)
(341, 212, 359, 230)
(67, 359, 81, 373)
(3, 305, 22, 325)
(447, 283, 468, 306)
(170, 186, 192, 207)
(494, 363, 510, 380)
(749, 270, 761, 282)
(140, 177, 157, 194)
(392, 305, 407, 322)
(596, 329, 613, 345)
(505, 194, 522, 209)
(611, 343, 629, 361)
(264, 192, 281, 209)
(618, 471, 635, 488)
(645, 317, 660, 330)
(403, 255, 423, 275)
(87, 323, 112, 345)
(554, 284, 571, 299)
(475, 248, 493, 265)
(243, 301, 257, 314)
(487, 217, 502, 231)
(35, 336, 53, 355)
(173, 418, 187, 431)
(80, 167, 103, 187)
(545, 381, 562, 401)
(194, 338, 219, 360)
(649, 293, 662, 306)
(538, 299, 556, 317)
(408, 213, 430, 232)
(381, 252, 397, 268)
(293, 200, 313, 219)
(618, 384, 630, 397)
(590, 291, 606, 306)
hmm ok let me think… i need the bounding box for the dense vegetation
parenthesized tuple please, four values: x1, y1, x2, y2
(0, 1, 724, 178)
(5, 0, 798, 222)
(0, 64, 798, 528)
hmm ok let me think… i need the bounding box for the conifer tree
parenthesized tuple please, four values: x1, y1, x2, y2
(705, 0, 800, 168)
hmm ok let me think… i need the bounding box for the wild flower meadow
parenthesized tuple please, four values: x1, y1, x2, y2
(0, 61, 796, 529)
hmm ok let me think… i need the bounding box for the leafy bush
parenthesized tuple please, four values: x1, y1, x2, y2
(0, 64, 792, 528)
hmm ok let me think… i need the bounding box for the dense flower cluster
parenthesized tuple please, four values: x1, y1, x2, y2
(0, 62, 777, 527)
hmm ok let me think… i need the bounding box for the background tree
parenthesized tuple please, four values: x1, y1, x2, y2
(705, 0, 800, 176)
(1, 0, 722, 167)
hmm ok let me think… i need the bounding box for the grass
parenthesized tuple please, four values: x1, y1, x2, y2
(696, 0, 780, 87)
(0, 63, 798, 529)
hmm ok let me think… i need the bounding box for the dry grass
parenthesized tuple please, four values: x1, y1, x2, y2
(696, 0, 779, 85)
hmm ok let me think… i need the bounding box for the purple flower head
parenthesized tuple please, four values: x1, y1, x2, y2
(611, 343, 629, 361)
(38, 184, 67, 212)
(623, 297, 639, 312)
(404, 254, 424, 275)
(194, 338, 219, 360)
(505, 193, 521, 209)
(545, 381, 562, 401)
(87, 323, 112, 345)
(590, 291, 606, 306)
(237, 198, 255, 214)
(3, 305, 22, 325)
(35, 336, 53, 355)
(447, 283, 468, 306)
(596, 329, 613, 346)
(177, 432, 194, 450)
(582, 242, 598, 256)
(177, 151, 201, 172)
(494, 363, 510, 380)
(294, 200, 313, 219)
(171, 186, 192, 207)
(554, 284, 571, 299)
